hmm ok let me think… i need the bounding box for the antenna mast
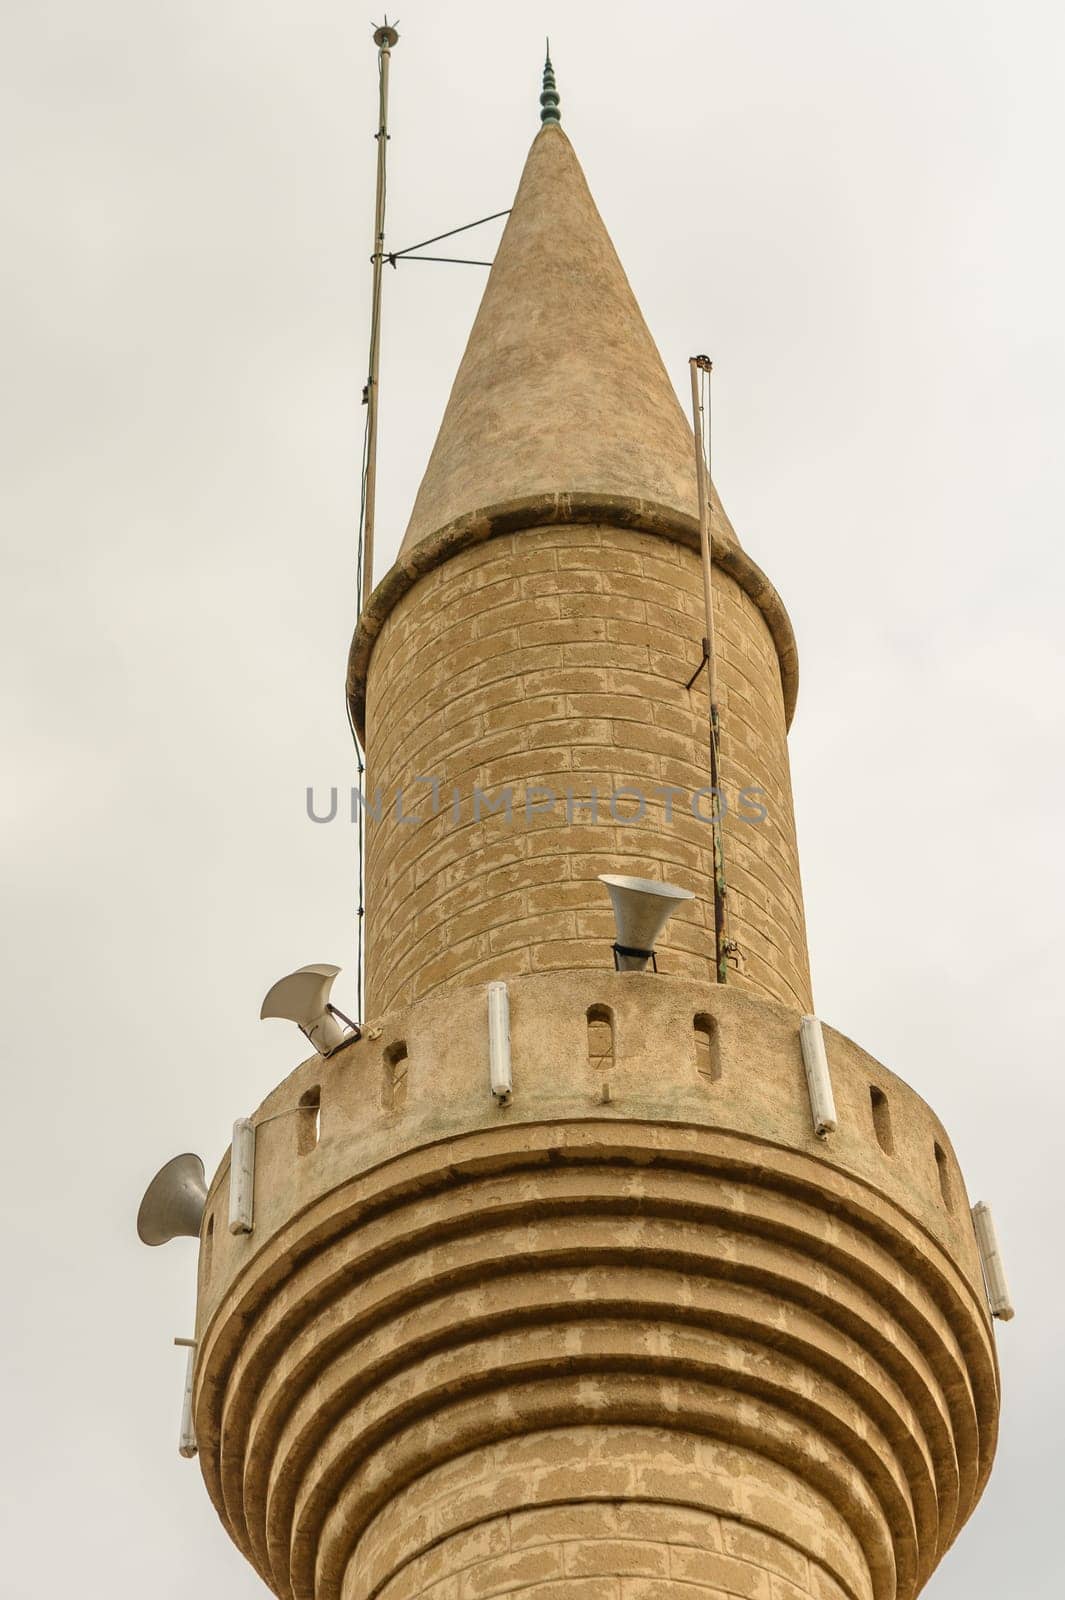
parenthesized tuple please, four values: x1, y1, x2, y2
(688, 355, 729, 983)
(362, 18, 400, 613)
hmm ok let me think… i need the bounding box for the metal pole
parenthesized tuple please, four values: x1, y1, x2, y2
(362, 20, 399, 613)
(688, 355, 729, 984)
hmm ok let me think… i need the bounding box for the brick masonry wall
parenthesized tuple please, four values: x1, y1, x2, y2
(363, 526, 812, 1015)
(193, 978, 998, 1600)
(366, 1498, 838, 1600)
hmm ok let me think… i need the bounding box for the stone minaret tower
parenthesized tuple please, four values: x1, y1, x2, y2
(191, 79, 1002, 1600)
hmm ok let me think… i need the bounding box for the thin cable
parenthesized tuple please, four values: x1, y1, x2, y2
(700, 362, 734, 954)
(389, 254, 493, 267)
(388, 208, 511, 260)
(349, 383, 372, 1023)
(346, 698, 367, 1025)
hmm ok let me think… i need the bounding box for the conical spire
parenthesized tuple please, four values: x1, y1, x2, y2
(398, 122, 741, 559)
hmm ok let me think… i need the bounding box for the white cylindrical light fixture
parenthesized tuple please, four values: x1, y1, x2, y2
(487, 981, 512, 1100)
(175, 1337, 197, 1459)
(228, 1118, 255, 1236)
(799, 1015, 838, 1138)
(972, 1201, 1015, 1321)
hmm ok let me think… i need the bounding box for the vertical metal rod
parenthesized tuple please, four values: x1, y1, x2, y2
(362, 21, 399, 613)
(689, 355, 729, 984)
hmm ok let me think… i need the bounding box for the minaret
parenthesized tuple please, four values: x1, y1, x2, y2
(348, 74, 807, 1017)
(189, 63, 1002, 1600)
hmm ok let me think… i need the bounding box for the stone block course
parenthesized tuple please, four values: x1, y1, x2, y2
(461, 1546, 565, 1595)
(563, 1540, 670, 1578)
(668, 1547, 773, 1597)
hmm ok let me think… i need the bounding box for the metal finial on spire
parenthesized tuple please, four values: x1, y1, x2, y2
(540, 41, 561, 125)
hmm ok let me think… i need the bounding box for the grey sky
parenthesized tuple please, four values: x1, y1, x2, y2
(2, 1, 1062, 1595)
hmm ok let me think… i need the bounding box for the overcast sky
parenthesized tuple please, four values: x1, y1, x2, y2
(2, 2, 1062, 1596)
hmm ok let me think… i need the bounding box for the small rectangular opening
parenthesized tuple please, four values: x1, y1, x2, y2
(694, 1014, 721, 1083)
(934, 1142, 954, 1212)
(870, 1086, 894, 1154)
(386, 1042, 409, 1112)
(298, 1086, 321, 1154)
(587, 1006, 614, 1070)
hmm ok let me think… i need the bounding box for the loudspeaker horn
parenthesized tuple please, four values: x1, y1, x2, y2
(260, 963, 358, 1056)
(137, 1153, 208, 1247)
(598, 873, 695, 971)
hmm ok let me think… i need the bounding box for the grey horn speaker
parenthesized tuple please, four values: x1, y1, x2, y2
(260, 962, 357, 1056)
(598, 873, 695, 970)
(136, 1153, 208, 1247)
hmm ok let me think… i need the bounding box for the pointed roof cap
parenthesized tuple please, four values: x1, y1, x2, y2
(540, 44, 561, 124)
(349, 119, 798, 743)
(398, 122, 741, 559)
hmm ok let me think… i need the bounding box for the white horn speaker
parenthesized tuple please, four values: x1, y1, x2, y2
(598, 873, 695, 970)
(260, 963, 359, 1056)
(137, 1154, 208, 1247)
